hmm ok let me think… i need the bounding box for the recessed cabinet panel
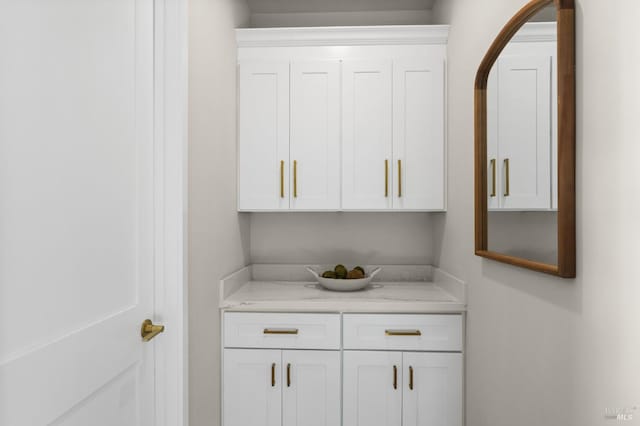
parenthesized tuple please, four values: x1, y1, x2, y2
(223, 349, 282, 426)
(342, 60, 393, 210)
(343, 351, 403, 426)
(393, 58, 445, 210)
(282, 350, 341, 426)
(238, 61, 290, 210)
(496, 55, 552, 210)
(290, 61, 341, 210)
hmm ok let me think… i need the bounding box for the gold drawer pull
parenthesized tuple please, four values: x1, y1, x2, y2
(287, 363, 291, 387)
(293, 160, 298, 198)
(271, 363, 276, 387)
(504, 158, 510, 197)
(490, 158, 496, 197)
(263, 328, 299, 335)
(409, 366, 414, 390)
(398, 159, 402, 197)
(385, 159, 389, 197)
(393, 365, 398, 389)
(280, 160, 285, 198)
(385, 329, 422, 336)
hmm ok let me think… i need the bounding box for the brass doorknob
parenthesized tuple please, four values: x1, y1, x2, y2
(141, 319, 165, 342)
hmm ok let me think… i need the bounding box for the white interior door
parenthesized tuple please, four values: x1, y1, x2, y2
(290, 61, 341, 210)
(238, 61, 290, 210)
(402, 352, 463, 426)
(392, 57, 445, 210)
(0, 0, 158, 425)
(497, 55, 552, 210)
(342, 60, 393, 210)
(223, 349, 282, 426)
(343, 351, 402, 426)
(282, 350, 341, 426)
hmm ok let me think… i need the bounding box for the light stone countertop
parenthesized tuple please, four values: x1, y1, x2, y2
(220, 265, 466, 313)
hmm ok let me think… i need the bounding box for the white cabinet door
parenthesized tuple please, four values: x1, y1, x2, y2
(393, 57, 445, 210)
(290, 61, 341, 210)
(402, 353, 463, 426)
(238, 61, 290, 210)
(497, 55, 552, 210)
(343, 351, 402, 426)
(487, 68, 500, 210)
(342, 60, 393, 210)
(282, 350, 341, 426)
(223, 349, 282, 426)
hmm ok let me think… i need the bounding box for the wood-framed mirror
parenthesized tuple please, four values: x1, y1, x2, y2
(474, 0, 575, 278)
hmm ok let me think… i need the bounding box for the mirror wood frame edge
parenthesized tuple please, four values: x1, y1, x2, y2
(474, 0, 576, 278)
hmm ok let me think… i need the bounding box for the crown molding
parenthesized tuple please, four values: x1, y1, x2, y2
(236, 25, 450, 47)
(510, 22, 557, 43)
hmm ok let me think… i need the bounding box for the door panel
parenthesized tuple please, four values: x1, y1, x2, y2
(282, 350, 340, 426)
(0, 0, 155, 424)
(402, 352, 463, 426)
(223, 349, 282, 426)
(393, 57, 445, 210)
(290, 61, 341, 210)
(342, 60, 393, 210)
(238, 61, 290, 210)
(343, 351, 402, 426)
(497, 55, 552, 209)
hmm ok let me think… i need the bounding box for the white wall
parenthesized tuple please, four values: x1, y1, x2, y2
(433, 0, 640, 425)
(250, 213, 435, 265)
(250, 10, 433, 27)
(188, 0, 250, 425)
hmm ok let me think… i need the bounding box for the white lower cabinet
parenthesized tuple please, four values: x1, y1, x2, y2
(224, 348, 340, 426)
(343, 351, 462, 426)
(223, 313, 463, 426)
(343, 351, 403, 426)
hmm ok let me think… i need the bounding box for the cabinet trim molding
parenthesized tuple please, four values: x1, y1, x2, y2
(236, 25, 449, 48)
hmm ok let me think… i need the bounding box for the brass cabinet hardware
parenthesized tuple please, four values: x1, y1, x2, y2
(263, 328, 299, 335)
(140, 319, 165, 342)
(271, 363, 276, 387)
(287, 363, 291, 387)
(504, 158, 510, 196)
(293, 160, 298, 198)
(385, 329, 422, 336)
(409, 366, 414, 390)
(397, 160, 402, 197)
(385, 159, 389, 197)
(280, 161, 285, 198)
(393, 365, 398, 389)
(490, 158, 496, 197)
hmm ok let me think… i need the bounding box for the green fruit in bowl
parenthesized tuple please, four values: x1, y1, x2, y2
(334, 264, 348, 279)
(347, 269, 365, 279)
(354, 266, 365, 275)
(322, 271, 337, 279)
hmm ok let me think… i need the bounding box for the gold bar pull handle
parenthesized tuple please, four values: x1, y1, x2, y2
(504, 158, 510, 197)
(293, 160, 298, 198)
(409, 366, 414, 390)
(271, 363, 276, 387)
(287, 363, 291, 387)
(397, 160, 402, 197)
(280, 160, 285, 198)
(393, 365, 398, 390)
(263, 328, 299, 335)
(385, 159, 389, 197)
(385, 329, 422, 336)
(490, 158, 496, 197)
(141, 319, 165, 342)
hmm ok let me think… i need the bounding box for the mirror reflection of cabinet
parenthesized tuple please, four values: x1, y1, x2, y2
(487, 22, 557, 211)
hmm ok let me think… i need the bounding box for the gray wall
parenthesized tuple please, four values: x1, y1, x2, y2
(188, 0, 250, 424)
(433, 1, 640, 425)
(250, 213, 435, 265)
(250, 10, 433, 27)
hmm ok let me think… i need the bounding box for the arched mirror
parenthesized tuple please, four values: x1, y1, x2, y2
(474, 0, 575, 277)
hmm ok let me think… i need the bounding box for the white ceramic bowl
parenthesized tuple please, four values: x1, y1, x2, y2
(305, 266, 382, 292)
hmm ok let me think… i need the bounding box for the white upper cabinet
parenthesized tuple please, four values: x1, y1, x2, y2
(238, 61, 290, 210)
(342, 60, 393, 210)
(237, 26, 449, 211)
(487, 23, 557, 211)
(393, 58, 445, 210)
(290, 61, 341, 210)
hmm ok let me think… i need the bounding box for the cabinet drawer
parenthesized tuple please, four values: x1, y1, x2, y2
(343, 314, 462, 351)
(224, 312, 341, 350)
